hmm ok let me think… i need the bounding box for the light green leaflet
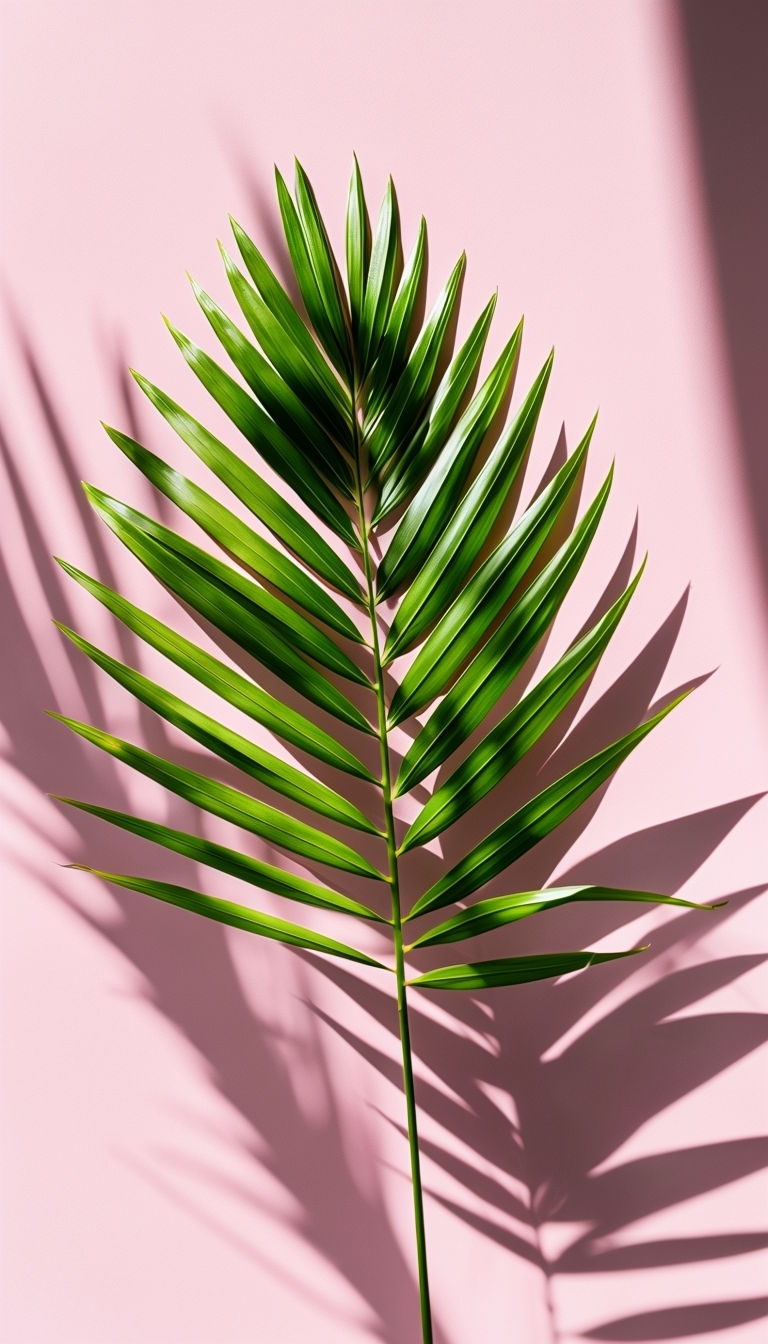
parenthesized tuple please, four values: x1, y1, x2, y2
(407, 947, 648, 991)
(56, 160, 719, 1344)
(407, 885, 725, 950)
(74, 868, 386, 969)
(59, 799, 386, 921)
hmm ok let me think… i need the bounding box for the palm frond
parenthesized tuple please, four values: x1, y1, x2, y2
(56, 158, 718, 1344)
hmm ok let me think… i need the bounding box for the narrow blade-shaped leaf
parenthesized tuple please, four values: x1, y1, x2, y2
(408, 886, 724, 948)
(384, 351, 554, 661)
(408, 695, 688, 918)
(372, 296, 503, 525)
(293, 160, 353, 359)
(56, 560, 376, 781)
(395, 467, 613, 792)
(408, 946, 648, 991)
(376, 306, 514, 576)
(57, 625, 381, 835)
(84, 491, 374, 734)
(229, 213, 351, 407)
(87, 487, 369, 687)
(166, 319, 359, 546)
(227, 218, 353, 435)
(75, 866, 386, 968)
(388, 420, 591, 724)
(274, 166, 351, 376)
(401, 566, 643, 844)
(365, 254, 466, 479)
(190, 274, 354, 493)
(57, 798, 387, 922)
(104, 425, 363, 644)
(130, 373, 363, 602)
(51, 715, 386, 880)
(366, 217, 427, 415)
(357, 178, 399, 372)
(345, 154, 371, 339)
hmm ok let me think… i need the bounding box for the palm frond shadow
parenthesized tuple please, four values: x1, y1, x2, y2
(310, 875, 767, 1339)
(1, 331, 447, 1344)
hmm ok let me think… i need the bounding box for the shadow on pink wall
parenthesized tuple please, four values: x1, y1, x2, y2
(677, 0, 768, 626)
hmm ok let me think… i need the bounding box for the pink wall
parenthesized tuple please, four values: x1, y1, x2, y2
(1, 2, 766, 1341)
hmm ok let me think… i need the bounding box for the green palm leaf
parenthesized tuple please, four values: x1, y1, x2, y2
(52, 713, 385, 880)
(55, 625, 380, 834)
(58, 799, 386, 921)
(72, 867, 386, 968)
(372, 293, 501, 524)
(55, 560, 375, 781)
(407, 885, 724, 950)
(57, 160, 720, 1344)
(408, 946, 648, 991)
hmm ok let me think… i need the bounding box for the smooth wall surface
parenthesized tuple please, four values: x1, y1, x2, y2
(1, 2, 766, 1341)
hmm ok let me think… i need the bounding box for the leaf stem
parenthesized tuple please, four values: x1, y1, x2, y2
(351, 380, 433, 1344)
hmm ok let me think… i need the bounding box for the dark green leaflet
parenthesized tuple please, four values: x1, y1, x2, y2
(104, 426, 363, 643)
(383, 351, 554, 660)
(394, 468, 613, 793)
(224, 228, 354, 440)
(57, 798, 387, 922)
(74, 867, 387, 969)
(87, 487, 370, 688)
(130, 372, 363, 601)
(376, 314, 520, 598)
(401, 568, 643, 848)
(229, 214, 352, 413)
(294, 160, 354, 365)
(55, 560, 376, 782)
(372, 297, 505, 525)
(166, 319, 359, 546)
(408, 696, 687, 919)
(52, 714, 386, 880)
(366, 216, 427, 420)
(365, 254, 466, 480)
(85, 489, 374, 734)
(57, 625, 381, 835)
(190, 275, 355, 494)
(345, 155, 371, 340)
(357, 177, 400, 374)
(387, 425, 592, 727)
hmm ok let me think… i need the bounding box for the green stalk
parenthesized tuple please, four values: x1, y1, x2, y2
(351, 377, 434, 1344)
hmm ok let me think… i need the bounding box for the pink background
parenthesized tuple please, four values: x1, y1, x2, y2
(1, 2, 767, 1341)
